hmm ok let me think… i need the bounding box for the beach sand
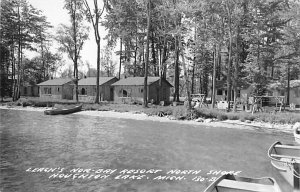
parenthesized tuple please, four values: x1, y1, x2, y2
(0, 105, 294, 134)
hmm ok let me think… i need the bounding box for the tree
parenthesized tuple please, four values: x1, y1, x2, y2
(143, 0, 151, 107)
(101, 45, 116, 77)
(0, 0, 52, 100)
(57, 0, 89, 102)
(83, 0, 106, 103)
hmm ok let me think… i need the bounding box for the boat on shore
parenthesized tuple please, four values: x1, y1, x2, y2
(44, 104, 82, 115)
(204, 174, 282, 192)
(268, 141, 300, 191)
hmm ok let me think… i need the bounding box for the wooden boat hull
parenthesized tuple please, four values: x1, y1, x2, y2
(44, 104, 82, 115)
(204, 174, 282, 192)
(268, 141, 300, 190)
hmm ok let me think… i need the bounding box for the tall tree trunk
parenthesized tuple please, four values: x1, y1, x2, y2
(95, 39, 100, 103)
(151, 31, 157, 76)
(226, 40, 232, 111)
(226, 2, 233, 111)
(119, 38, 122, 79)
(134, 35, 138, 77)
(72, 1, 79, 103)
(174, 36, 180, 102)
(143, 0, 150, 108)
(233, 25, 240, 112)
(179, 35, 191, 110)
(212, 44, 218, 109)
(161, 19, 168, 78)
(287, 63, 290, 105)
(11, 44, 15, 98)
(191, 24, 197, 94)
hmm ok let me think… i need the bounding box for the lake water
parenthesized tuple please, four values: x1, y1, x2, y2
(0, 109, 295, 192)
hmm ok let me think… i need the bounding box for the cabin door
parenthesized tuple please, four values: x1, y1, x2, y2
(110, 87, 114, 101)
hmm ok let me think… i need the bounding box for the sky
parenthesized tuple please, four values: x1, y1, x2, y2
(27, 0, 110, 73)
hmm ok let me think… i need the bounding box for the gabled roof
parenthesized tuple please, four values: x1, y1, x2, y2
(111, 77, 173, 87)
(78, 77, 117, 86)
(37, 78, 73, 86)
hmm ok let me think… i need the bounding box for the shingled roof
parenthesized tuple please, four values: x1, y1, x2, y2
(111, 77, 172, 87)
(78, 77, 117, 86)
(37, 78, 73, 86)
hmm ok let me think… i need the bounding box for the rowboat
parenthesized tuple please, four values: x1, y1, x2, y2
(268, 141, 300, 191)
(44, 104, 82, 115)
(204, 174, 282, 192)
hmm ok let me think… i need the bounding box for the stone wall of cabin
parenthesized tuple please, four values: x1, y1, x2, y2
(39, 82, 73, 100)
(62, 83, 73, 100)
(113, 80, 171, 104)
(76, 78, 117, 102)
(113, 85, 145, 103)
(39, 85, 63, 100)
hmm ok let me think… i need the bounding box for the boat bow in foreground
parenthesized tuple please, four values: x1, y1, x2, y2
(268, 141, 300, 191)
(204, 174, 282, 192)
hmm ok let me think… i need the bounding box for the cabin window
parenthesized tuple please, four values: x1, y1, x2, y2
(237, 90, 241, 98)
(122, 90, 128, 97)
(81, 88, 86, 95)
(44, 88, 51, 94)
(217, 89, 222, 95)
(57, 87, 60, 92)
(140, 88, 143, 93)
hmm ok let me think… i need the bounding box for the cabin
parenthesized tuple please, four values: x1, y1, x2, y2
(77, 77, 118, 102)
(210, 80, 250, 103)
(268, 80, 300, 106)
(111, 77, 172, 104)
(37, 78, 74, 100)
(20, 82, 39, 97)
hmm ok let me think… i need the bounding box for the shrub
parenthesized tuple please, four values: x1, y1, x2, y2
(216, 114, 227, 121)
(227, 113, 239, 120)
(243, 115, 256, 121)
(172, 106, 188, 120)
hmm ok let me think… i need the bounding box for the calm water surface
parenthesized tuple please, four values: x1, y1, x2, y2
(0, 109, 295, 192)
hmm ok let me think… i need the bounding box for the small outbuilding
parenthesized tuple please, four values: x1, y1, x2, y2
(37, 78, 74, 100)
(20, 82, 39, 97)
(111, 77, 172, 104)
(77, 77, 118, 102)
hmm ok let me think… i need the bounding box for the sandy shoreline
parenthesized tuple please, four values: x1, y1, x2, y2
(0, 105, 294, 134)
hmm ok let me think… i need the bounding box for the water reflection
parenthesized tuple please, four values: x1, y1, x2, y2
(0, 109, 294, 192)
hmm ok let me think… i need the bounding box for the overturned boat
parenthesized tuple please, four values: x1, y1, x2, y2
(44, 104, 82, 115)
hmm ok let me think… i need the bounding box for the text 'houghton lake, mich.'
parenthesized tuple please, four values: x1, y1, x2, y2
(26, 167, 242, 183)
